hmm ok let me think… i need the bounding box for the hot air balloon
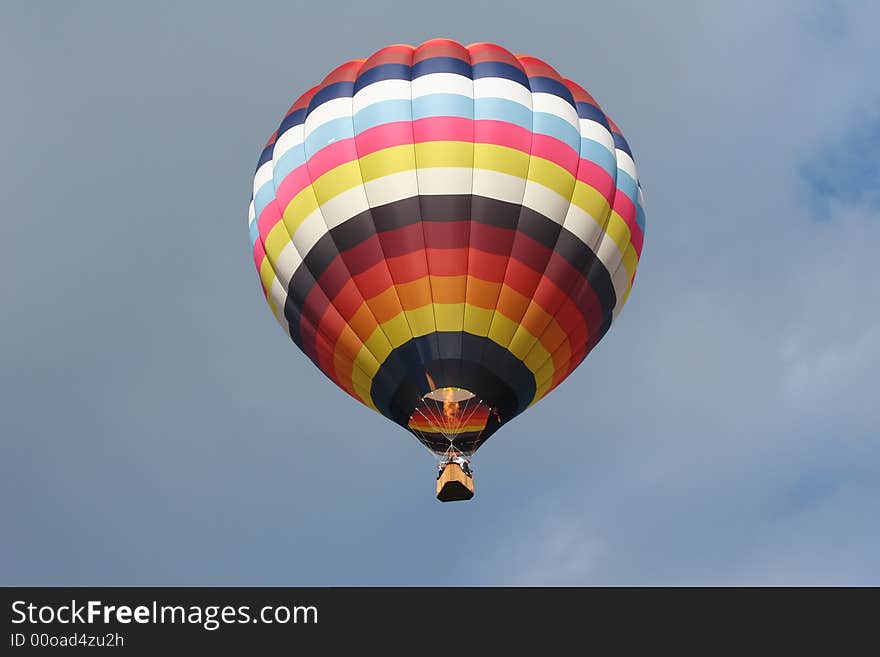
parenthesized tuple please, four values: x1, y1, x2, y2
(248, 39, 645, 501)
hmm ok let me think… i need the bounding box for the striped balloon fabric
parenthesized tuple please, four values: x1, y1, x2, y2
(248, 39, 645, 456)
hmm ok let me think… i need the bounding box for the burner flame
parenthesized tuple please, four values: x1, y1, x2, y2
(441, 387, 458, 423)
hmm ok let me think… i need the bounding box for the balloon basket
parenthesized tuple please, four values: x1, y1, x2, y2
(436, 462, 474, 502)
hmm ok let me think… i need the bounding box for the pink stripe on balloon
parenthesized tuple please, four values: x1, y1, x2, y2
(576, 159, 615, 203)
(275, 164, 315, 212)
(263, 115, 617, 239)
(354, 120, 415, 155)
(530, 133, 580, 175)
(256, 201, 282, 240)
(611, 190, 643, 256)
(474, 119, 532, 152)
(252, 238, 266, 268)
(252, 241, 269, 294)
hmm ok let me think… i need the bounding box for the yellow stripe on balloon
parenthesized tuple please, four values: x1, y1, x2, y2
(621, 244, 638, 283)
(258, 257, 276, 296)
(281, 183, 320, 237)
(273, 141, 624, 275)
(264, 219, 294, 262)
(462, 304, 495, 336)
(432, 303, 465, 332)
(603, 209, 631, 260)
(474, 142, 530, 175)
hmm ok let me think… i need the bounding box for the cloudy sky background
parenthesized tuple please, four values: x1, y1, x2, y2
(2, 1, 878, 585)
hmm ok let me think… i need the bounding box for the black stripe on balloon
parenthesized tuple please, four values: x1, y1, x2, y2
(409, 424, 500, 455)
(282, 195, 616, 345)
(370, 332, 535, 434)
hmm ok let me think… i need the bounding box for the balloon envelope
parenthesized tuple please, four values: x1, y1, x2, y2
(248, 39, 645, 456)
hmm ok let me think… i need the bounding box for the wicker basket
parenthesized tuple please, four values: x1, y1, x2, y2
(436, 462, 475, 502)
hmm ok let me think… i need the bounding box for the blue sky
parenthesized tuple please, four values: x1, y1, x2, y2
(2, 1, 878, 585)
(801, 116, 880, 218)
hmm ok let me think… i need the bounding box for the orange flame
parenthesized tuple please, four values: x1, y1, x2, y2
(441, 387, 458, 424)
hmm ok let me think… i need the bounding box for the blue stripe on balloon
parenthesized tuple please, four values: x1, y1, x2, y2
(533, 112, 580, 152)
(281, 74, 586, 148)
(613, 132, 633, 158)
(272, 147, 306, 184)
(472, 61, 530, 88)
(253, 181, 276, 225)
(614, 169, 638, 209)
(285, 70, 588, 144)
(528, 76, 576, 108)
(304, 117, 355, 157)
(635, 188, 646, 232)
(412, 56, 472, 78)
(307, 81, 355, 117)
(473, 97, 532, 131)
(249, 217, 260, 245)
(576, 102, 610, 128)
(353, 59, 536, 93)
(352, 96, 533, 134)
(257, 143, 274, 169)
(270, 89, 620, 182)
(278, 108, 307, 138)
(354, 99, 413, 133)
(579, 138, 617, 178)
(412, 94, 474, 120)
(354, 63, 411, 92)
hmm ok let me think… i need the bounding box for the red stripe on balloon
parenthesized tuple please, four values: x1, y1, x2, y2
(414, 39, 471, 64)
(357, 44, 414, 76)
(467, 42, 522, 68)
